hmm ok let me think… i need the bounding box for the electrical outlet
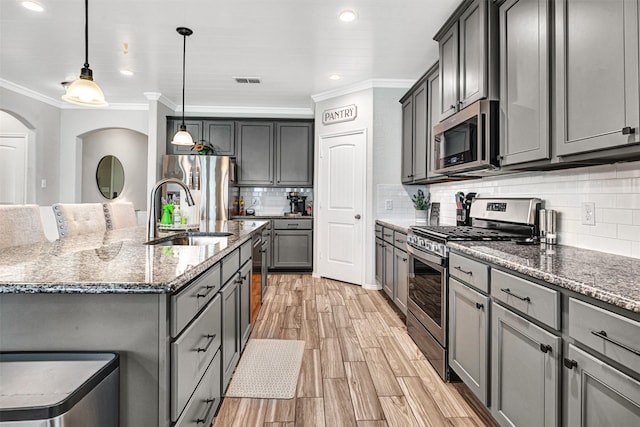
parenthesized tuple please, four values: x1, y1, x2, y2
(582, 202, 596, 225)
(385, 199, 393, 210)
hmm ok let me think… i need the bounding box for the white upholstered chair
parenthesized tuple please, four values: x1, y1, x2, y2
(0, 204, 47, 249)
(51, 203, 107, 238)
(103, 202, 137, 230)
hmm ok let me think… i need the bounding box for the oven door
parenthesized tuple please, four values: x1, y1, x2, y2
(407, 246, 447, 346)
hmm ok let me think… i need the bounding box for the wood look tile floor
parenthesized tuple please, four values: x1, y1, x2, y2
(213, 274, 497, 427)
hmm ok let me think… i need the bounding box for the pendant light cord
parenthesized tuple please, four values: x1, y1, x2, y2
(181, 32, 186, 127)
(84, 0, 89, 69)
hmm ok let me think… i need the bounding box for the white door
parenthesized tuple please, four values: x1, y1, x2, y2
(0, 135, 27, 204)
(318, 130, 366, 285)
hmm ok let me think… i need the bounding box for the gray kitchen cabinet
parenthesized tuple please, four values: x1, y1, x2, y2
(375, 237, 384, 287)
(401, 96, 414, 183)
(167, 119, 204, 154)
(221, 276, 240, 392)
(263, 221, 273, 269)
(400, 75, 428, 183)
(449, 278, 490, 405)
(383, 242, 394, 300)
(393, 247, 408, 315)
(426, 65, 445, 180)
(204, 120, 235, 156)
(239, 260, 252, 350)
(272, 229, 313, 270)
(498, 0, 550, 166)
(492, 302, 560, 427)
(275, 122, 313, 186)
(435, 0, 497, 121)
(554, 0, 640, 157)
(564, 344, 640, 426)
(236, 122, 275, 186)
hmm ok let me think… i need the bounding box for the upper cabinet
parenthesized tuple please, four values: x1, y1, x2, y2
(236, 122, 275, 186)
(498, 0, 550, 166)
(434, 0, 498, 122)
(167, 120, 204, 155)
(166, 118, 235, 156)
(275, 122, 313, 186)
(401, 74, 428, 183)
(554, 0, 640, 157)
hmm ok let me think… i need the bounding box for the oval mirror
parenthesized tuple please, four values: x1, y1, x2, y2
(96, 155, 125, 199)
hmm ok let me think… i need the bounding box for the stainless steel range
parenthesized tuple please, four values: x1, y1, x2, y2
(406, 197, 542, 381)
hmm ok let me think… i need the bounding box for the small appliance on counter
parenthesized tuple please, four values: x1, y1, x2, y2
(287, 192, 308, 216)
(455, 192, 476, 226)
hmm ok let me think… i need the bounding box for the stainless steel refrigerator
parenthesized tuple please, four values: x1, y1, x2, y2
(162, 155, 234, 231)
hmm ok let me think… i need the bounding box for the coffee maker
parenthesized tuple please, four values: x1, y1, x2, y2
(287, 192, 307, 216)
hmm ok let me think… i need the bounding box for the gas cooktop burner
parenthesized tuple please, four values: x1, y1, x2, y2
(411, 225, 524, 241)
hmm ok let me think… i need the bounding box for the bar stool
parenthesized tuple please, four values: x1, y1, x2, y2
(0, 204, 47, 249)
(103, 202, 137, 230)
(51, 203, 107, 239)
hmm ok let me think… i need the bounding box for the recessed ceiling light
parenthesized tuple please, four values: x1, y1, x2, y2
(339, 10, 356, 22)
(21, 1, 44, 12)
(329, 74, 341, 80)
(120, 69, 134, 76)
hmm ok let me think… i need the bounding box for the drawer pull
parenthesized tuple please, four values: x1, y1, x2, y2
(402, 257, 408, 262)
(591, 330, 640, 356)
(454, 266, 473, 276)
(475, 302, 484, 310)
(196, 334, 217, 353)
(500, 288, 531, 303)
(563, 358, 578, 370)
(622, 126, 636, 135)
(384, 233, 393, 237)
(196, 285, 216, 299)
(196, 398, 216, 424)
(396, 239, 406, 244)
(287, 223, 299, 227)
(539, 343, 552, 354)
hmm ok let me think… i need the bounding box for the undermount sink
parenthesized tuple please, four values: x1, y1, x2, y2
(145, 231, 232, 246)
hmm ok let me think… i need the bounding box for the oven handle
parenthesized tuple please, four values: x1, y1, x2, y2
(407, 245, 445, 268)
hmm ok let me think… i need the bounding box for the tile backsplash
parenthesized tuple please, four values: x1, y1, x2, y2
(377, 160, 640, 259)
(235, 187, 314, 216)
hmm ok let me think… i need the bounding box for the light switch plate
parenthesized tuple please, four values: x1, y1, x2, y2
(385, 199, 393, 210)
(582, 202, 595, 225)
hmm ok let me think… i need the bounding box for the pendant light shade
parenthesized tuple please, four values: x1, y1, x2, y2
(62, 0, 107, 107)
(171, 27, 194, 146)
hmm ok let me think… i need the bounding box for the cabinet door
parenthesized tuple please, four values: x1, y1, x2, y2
(449, 278, 489, 405)
(221, 279, 240, 392)
(439, 23, 459, 121)
(272, 230, 312, 269)
(401, 97, 414, 183)
(555, 0, 640, 156)
(458, 0, 486, 109)
(427, 68, 445, 180)
(239, 261, 252, 350)
(203, 120, 235, 156)
(375, 238, 384, 286)
(492, 303, 560, 427)
(499, 0, 550, 166)
(383, 243, 394, 299)
(413, 81, 428, 182)
(236, 122, 274, 186)
(167, 119, 203, 154)
(565, 344, 640, 427)
(393, 248, 408, 315)
(275, 122, 313, 186)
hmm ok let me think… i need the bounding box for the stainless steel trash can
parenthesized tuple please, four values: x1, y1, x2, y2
(0, 352, 119, 427)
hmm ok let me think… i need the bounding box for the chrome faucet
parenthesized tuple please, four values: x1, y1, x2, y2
(147, 178, 195, 240)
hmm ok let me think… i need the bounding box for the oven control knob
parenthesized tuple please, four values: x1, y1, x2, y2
(424, 241, 432, 251)
(408, 236, 416, 245)
(418, 238, 426, 247)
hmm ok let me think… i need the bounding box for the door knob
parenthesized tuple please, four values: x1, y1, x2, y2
(355, 214, 361, 219)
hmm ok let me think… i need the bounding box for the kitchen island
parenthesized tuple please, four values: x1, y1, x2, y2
(0, 220, 268, 427)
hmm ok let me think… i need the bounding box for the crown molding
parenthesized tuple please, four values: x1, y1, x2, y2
(184, 105, 314, 118)
(144, 92, 177, 111)
(311, 78, 415, 103)
(0, 78, 62, 108)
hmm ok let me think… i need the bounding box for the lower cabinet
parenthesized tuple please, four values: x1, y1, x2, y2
(375, 224, 409, 314)
(272, 229, 313, 269)
(174, 351, 221, 427)
(491, 302, 560, 427)
(449, 278, 490, 405)
(375, 237, 384, 286)
(239, 260, 252, 351)
(383, 242, 394, 298)
(221, 276, 240, 392)
(564, 344, 640, 426)
(393, 247, 408, 314)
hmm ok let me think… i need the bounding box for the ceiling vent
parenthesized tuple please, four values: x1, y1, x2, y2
(234, 77, 261, 84)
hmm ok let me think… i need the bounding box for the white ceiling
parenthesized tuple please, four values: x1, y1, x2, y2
(0, 0, 458, 111)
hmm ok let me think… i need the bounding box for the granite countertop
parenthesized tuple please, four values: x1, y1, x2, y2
(449, 241, 640, 314)
(376, 218, 425, 234)
(0, 220, 268, 295)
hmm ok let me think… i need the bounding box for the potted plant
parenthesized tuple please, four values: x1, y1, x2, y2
(411, 189, 431, 224)
(191, 141, 215, 155)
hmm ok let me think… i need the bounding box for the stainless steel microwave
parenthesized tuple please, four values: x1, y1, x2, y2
(433, 99, 499, 174)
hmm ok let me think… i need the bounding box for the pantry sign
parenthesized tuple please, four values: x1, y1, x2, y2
(322, 104, 357, 125)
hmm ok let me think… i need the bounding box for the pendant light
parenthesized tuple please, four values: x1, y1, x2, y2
(171, 27, 195, 146)
(62, 0, 107, 107)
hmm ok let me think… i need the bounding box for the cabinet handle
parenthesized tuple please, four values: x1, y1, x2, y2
(196, 334, 217, 353)
(563, 358, 578, 370)
(450, 104, 456, 110)
(402, 257, 408, 262)
(196, 285, 216, 299)
(591, 330, 640, 356)
(539, 343, 552, 354)
(196, 398, 216, 424)
(384, 233, 393, 237)
(260, 249, 267, 253)
(396, 239, 405, 244)
(500, 288, 531, 303)
(475, 302, 484, 310)
(453, 266, 473, 276)
(622, 126, 636, 135)
(287, 223, 299, 227)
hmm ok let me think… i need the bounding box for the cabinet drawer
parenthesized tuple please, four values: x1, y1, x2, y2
(240, 239, 252, 266)
(491, 269, 560, 330)
(174, 350, 221, 427)
(569, 298, 640, 373)
(375, 224, 382, 239)
(273, 219, 312, 230)
(171, 264, 221, 337)
(221, 249, 240, 285)
(382, 229, 394, 245)
(449, 253, 489, 293)
(171, 295, 222, 420)
(394, 232, 407, 251)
